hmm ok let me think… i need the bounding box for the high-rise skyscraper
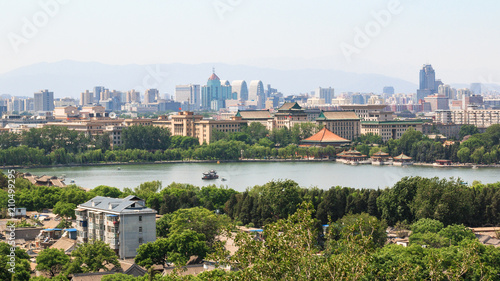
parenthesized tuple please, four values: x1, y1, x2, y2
(416, 64, 438, 102)
(144, 89, 159, 104)
(438, 84, 453, 99)
(80, 90, 94, 106)
(383, 86, 394, 96)
(231, 80, 248, 101)
(94, 86, 105, 102)
(175, 84, 200, 106)
(316, 87, 335, 104)
(248, 80, 265, 109)
(201, 70, 232, 111)
(470, 83, 482, 95)
(34, 89, 54, 112)
(457, 88, 472, 100)
(126, 90, 141, 103)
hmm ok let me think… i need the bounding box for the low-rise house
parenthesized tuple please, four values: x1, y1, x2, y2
(3, 227, 42, 241)
(22, 173, 66, 187)
(50, 237, 77, 254)
(475, 234, 500, 247)
(12, 207, 27, 218)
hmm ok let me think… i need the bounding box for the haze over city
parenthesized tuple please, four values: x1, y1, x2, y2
(2, 0, 500, 97)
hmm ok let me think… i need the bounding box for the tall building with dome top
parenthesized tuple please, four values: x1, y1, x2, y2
(201, 70, 234, 111)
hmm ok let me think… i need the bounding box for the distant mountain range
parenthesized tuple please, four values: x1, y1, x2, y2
(0, 60, 430, 98)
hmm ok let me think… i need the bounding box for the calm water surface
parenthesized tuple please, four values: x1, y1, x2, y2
(25, 162, 500, 191)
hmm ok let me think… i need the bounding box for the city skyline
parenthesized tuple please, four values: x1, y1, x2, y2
(1, 0, 500, 86)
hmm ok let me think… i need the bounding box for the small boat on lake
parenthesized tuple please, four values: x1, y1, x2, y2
(202, 170, 219, 180)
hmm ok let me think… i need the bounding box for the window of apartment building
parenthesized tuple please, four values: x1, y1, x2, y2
(139, 237, 143, 244)
(139, 216, 142, 222)
(139, 227, 142, 233)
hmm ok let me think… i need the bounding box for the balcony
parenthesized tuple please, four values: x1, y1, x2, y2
(107, 238, 120, 249)
(78, 220, 88, 228)
(76, 215, 88, 221)
(106, 219, 120, 226)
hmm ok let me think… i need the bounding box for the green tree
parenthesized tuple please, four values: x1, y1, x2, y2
(127, 181, 162, 204)
(66, 240, 120, 274)
(157, 207, 230, 248)
(91, 185, 123, 198)
(198, 185, 238, 211)
(377, 176, 423, 225)
(210, 202, 323, 280)
(242, 122, 269, 143)
(410, 178, 474, 225)
(459, 124, 480, 140)
(471, 146, 485, 163)
(411, 218, 444, 234)
(356, 144, 370, 156)
(135, 238, 169, 268)
(409, 232, 448, 248)
(398, 127, 424, 155)
(329, 213, 387, 250)
(93, 133, 111, 151)
(36, 248, 70, 277)
(0, 132, 20, 149)
(356, 133, 383, 145)
(165, 230, 209, 265)
(0, 242, 31, 281)
(56, 219, 73, 229)
(53, 202, 77, 219)
(457, 147, 471, 163)
(122, 125, 171, 150)
(170, 135, 199, 150)
(135, 230, 209, 267)
(257, 179, 302, 222)
(437, 224, 476, 246)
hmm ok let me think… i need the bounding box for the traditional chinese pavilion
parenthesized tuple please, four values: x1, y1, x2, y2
(336, 149, 369, 164)
(370, 151, 392, 165)
(393, 153, 413, 166)
(300, 127, 351, 147)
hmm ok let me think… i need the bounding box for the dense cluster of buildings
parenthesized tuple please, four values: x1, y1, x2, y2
(0, 65, 499, 146)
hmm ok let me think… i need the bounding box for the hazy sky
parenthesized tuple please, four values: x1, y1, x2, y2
(1, 0, 500, 84)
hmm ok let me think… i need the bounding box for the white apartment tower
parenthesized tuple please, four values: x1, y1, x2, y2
(75, 196, 157, 259)
(34, 89, 54, 112)
(316, 87, 335, 104)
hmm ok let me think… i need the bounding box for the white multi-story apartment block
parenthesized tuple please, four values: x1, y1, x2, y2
(75, 196, 156, 259)
(435, 108, 500, 128)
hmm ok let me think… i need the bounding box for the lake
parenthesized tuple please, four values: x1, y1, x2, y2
(23, 161, 500, 192)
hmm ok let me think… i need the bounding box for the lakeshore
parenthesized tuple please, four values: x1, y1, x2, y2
(2, 158, 500, 170)
(22, 161, 500, 192)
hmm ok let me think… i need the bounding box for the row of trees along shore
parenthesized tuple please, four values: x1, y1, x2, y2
(2, 174, 500, 280)
(0, 174, 500, 227)
(0, 123, 499, 166)
(2, 172, 500, 228)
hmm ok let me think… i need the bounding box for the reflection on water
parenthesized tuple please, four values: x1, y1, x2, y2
(25, 162, 499, 191)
